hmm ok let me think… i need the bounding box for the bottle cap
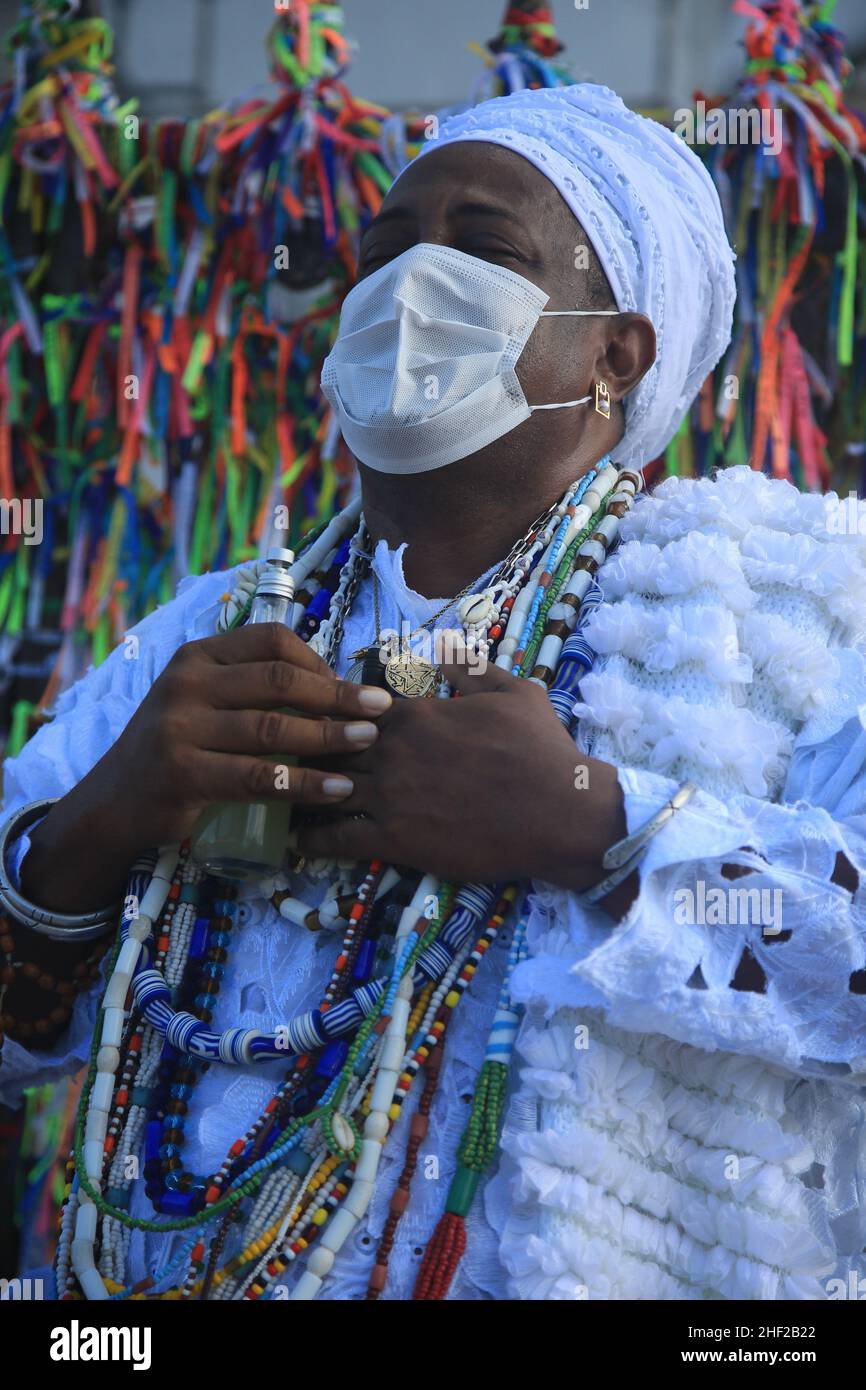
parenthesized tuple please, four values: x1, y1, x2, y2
(265, 546, 296, 568)
(255, 548, 296, 604)
(254, 572, 295, 603)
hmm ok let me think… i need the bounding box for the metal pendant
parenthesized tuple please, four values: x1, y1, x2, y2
(384, 652, 443, 699)
(344, 657, 369, 684)
(345, 646, 387, 686)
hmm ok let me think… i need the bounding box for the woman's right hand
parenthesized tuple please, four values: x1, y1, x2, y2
(20, 624, 391, 915)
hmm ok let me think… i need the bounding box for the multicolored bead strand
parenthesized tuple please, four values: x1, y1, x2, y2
(365, 884, 518, 1297)
(413, 912, 528, 1300)
(60, 463, 643, 1301)
(527, 468, 643, 685)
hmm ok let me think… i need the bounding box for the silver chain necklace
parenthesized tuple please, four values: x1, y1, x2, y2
(334, 484, 581, 697)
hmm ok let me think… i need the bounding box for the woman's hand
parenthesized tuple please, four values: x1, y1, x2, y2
(296, 647, 627, 893)
(21, 623, 391, 914)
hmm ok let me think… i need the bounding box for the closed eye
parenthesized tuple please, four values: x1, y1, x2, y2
(458, 242, 529, 266)
(358, 245, 409, 275)
(359, 240, 530, 275)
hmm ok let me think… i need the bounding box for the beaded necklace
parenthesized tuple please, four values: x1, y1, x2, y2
(60, 458, 642, 1301)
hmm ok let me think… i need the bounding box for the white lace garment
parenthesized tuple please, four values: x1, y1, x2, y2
(4, 465, 866, 1301)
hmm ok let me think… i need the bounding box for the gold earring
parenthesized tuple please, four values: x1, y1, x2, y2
(594, 381, 611, 419)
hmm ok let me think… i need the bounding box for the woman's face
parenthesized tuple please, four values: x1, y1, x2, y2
(355, 140, 624, 472)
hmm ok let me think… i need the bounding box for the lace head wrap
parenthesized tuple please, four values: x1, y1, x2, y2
(402, 83, 737, 467)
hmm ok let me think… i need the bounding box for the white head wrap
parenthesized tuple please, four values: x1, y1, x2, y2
(402, 83, 737, 466)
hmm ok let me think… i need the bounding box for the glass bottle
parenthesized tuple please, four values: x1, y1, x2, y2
(190, 546, 299, 880)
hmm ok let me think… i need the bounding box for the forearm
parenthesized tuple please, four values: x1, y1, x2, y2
(4, 769, 144, 1036)
(535, 755, 638, 918)
(537, 762, 859, 930)
(20, 767, 144, 916)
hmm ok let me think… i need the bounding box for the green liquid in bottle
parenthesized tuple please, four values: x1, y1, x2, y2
(189, 547, 301, 881)
(190, 789, 294, 881)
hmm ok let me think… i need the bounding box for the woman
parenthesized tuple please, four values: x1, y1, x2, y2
(2, 83, 865, 1301)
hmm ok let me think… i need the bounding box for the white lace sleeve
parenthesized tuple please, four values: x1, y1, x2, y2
(0, 566, 236, 1106)
(509, 469, 866, 1084)
(516, 702, 866, 1083)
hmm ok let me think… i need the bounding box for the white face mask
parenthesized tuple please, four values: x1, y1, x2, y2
(320, 242, 617, 475)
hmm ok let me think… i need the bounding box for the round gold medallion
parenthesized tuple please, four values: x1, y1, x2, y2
(384, 652, 443, 699)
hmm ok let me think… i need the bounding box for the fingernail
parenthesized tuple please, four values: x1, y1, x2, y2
(344, 721, 378, 744)
(358, 686, 392, 713)
(323, 775, 354, 798)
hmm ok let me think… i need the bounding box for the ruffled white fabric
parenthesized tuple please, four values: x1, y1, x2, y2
(577, 667, 794, 800)
(584, 599, 752, 684)
(577, 467, 866, 801)
(740, 528, 866, 640)
(597, 531, 756, 612)
(495, 466, 866, 1300)
(625, 466, 863, 551)
(496, 1011, 837, 1301)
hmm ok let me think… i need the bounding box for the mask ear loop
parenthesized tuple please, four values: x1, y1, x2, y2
(528, 308, 620, 411)
(529, 396, 592, 411)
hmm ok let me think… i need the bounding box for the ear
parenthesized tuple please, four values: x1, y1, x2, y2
(595, 312, 656, 404)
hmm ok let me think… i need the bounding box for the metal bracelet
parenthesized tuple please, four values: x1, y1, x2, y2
(579, 845, 648, 906)
(579, 780, 697, 907)
(0, 799, 121, 942)
(601, 780, 697, 872)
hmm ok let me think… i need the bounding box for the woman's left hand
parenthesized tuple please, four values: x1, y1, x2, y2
(295, 645, 627, 890)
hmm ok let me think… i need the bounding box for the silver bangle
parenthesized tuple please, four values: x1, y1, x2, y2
(601, 781, 697, 871)
(579, 846, 649, 905)
(579, 781, 697, 906)
(0, 799, 121, 942)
